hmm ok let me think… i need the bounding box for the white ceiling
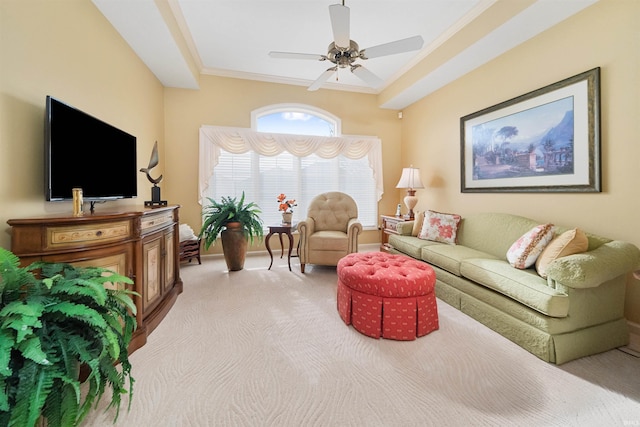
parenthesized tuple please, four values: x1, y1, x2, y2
(92, 0, 597, 110)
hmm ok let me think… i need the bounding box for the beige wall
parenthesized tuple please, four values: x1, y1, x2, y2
(401, 0, 640, 323)
(3, 0, 639, 322)
(0, 0, 165, 250)
(0, 0, 399, 256)
(163, 76, 402, 252)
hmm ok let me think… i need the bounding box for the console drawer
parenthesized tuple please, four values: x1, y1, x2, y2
(141, 211, 174, 233)
(46, 221, 131, 249)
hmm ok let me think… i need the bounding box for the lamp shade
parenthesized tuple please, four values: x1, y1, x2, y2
(395, 167, 424, 190)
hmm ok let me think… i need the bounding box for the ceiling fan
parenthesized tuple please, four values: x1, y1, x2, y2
(268, 1, 424, 91)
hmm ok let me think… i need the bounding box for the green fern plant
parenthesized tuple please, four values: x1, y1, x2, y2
(199, 191, 264, 250)
(0, 247, 138, 427)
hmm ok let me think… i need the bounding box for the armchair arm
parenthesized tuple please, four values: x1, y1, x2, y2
(546, 240, 640, 288)
(298, 218, 315, 263)
(347, 219, 363, 253)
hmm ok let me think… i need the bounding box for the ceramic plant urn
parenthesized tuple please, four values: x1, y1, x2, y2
(221, 222, 248, 271)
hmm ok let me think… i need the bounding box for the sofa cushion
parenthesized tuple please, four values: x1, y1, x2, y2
(507, 224, 555, 269)
(456, 213, 544, 259)
(536, 228, 588, 278)
(418, 210, 462, 244)
(421, 244, 498, 276)
(460, 258, 570, 317)
(388, 235, 437, 259)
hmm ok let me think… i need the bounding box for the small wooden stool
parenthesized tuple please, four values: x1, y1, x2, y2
(179, 238, 201, 264)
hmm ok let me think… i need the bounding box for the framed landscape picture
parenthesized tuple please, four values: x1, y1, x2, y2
(460, 68, 601, 193)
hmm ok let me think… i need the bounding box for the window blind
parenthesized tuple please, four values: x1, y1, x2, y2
(199, 125, 382, 229)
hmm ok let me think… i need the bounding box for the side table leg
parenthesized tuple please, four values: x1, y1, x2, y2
(287, 233, 294, 271)
(266, 232, 274, 270)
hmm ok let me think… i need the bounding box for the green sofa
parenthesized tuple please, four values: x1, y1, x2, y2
(387, 212, 640, 364)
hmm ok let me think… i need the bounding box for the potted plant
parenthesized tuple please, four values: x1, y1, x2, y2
(0, 247, 137, 427)
(277, 193, 297, 224)
(199, 191, 264, 271)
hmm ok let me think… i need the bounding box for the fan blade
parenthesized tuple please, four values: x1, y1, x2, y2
(269, 51, 326, 61)
(359, 35, 424, 59)
(351, 65, 383, 88)
(308, 67, 337, 91)
(329, 4, 350, 48)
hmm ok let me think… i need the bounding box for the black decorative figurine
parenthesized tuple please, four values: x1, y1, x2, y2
(141, 141, 167, 207)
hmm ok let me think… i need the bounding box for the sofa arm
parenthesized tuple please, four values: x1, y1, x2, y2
(396, 221, 414, 236)
(546, 240, 640, 288)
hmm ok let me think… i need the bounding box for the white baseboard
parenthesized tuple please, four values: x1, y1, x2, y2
(359, 243, 380, 252)
(624, 321, 640, 354)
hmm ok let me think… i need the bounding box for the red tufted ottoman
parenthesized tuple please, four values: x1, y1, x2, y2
(336, 252, 439, 340)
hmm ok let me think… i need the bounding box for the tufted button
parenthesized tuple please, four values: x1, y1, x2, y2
(337, 252, 435, 297)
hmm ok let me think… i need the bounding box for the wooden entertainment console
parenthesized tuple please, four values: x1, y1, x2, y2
(7, 205, 182, 353)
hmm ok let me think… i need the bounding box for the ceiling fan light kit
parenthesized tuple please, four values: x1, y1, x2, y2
(268, 1, 424, 91)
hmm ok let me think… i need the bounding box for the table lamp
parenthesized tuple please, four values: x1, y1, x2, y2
(395, 166, 424, 220)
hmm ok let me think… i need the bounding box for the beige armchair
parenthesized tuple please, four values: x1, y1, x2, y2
(298, 192, 362, 273)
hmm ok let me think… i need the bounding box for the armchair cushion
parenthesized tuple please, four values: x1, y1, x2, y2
(309, 231, 349, 251)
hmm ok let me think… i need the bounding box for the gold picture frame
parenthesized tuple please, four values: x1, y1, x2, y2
(460, 68, 601, 193)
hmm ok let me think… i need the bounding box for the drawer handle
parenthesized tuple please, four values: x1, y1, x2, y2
(95, 231, 103, 237)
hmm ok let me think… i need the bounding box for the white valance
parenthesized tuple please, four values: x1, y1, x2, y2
(198, 125, 384, 204)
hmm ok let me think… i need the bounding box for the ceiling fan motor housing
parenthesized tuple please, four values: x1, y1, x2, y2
(327, 40, 360, 68)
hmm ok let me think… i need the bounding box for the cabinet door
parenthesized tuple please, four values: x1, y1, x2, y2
(163, 229, 175, 293)
(142, 233, 163, 315)
(44, 244, 134, 292)
(69, 246, 141, 332)
(72, 253, 128, 291)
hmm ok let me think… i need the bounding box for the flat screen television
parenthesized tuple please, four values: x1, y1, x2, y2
(45, 96, 137, 202)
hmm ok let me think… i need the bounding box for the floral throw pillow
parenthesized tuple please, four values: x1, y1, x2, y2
(506, 224, 556, 269)
(418, 210, 462, 245)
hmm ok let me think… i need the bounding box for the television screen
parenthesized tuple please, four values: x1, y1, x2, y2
(45, 96, 137, 201)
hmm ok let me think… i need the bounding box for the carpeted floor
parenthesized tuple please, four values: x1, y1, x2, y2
(83, 251, 640, 426)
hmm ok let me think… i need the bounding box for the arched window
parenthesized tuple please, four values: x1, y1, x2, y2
(200, 104, 381, 229)
(252, 103, 340, 137)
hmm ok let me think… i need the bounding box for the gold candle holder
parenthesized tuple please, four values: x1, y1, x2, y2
(72, 188, 84, 216)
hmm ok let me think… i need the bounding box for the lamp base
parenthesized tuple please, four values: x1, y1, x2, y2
(403, 190, 418, 220)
